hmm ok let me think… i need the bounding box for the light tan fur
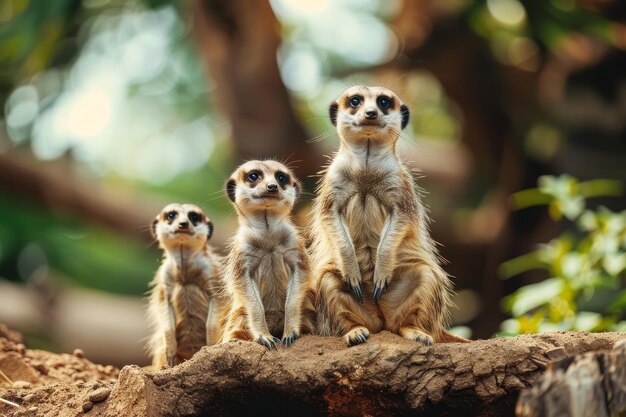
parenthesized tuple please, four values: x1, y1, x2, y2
(221, 160, 314, 348)
(146, 203, 226, 368)
(309, 86, 467, 346)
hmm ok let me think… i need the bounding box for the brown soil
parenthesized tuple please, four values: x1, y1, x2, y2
(0, 326, 624, 417)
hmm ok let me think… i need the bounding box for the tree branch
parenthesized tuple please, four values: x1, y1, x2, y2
(2, 331, 622, 416)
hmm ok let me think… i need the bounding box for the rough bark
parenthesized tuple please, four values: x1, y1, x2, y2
(1, 331, 624, 417)
(516, 338, 626, 417)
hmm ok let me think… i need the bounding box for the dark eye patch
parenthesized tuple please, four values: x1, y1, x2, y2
(166, 211, 177, 222)
(275, 171, 289, 184)
(377, 96, 393, 110)
(188, 212, 200, 224)
(247, 171, 261, 182)
(347, 95, 362, 108)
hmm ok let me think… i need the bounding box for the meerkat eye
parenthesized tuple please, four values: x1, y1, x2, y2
(348, 96, 361, 108)
(247, 171, 260, 182)
(377, 96, 392, 110)
(188, 212, 200, 224)
(166, 211, 177, 221)
(275, 172, 289, 184)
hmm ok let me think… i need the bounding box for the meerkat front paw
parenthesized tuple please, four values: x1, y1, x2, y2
(344, 264, 364, 303)
(256, 333, 281, 349)
(281, 330, 299, 347)
(372, 269, 391, 302)
(399, 326, 433, 346)
(344, 326, 369, 347)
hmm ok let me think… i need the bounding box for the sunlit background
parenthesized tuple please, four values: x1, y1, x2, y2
(1, 0, 625, 365)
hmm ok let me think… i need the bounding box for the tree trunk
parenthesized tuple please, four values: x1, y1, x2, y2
(516, 338, 626, 417)
(191, 0, 323, 179)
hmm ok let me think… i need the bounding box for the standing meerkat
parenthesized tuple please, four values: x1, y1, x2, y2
(147, 203, 225, 368)
(222, 160, 314, 348)
(310, 85, 467, 346)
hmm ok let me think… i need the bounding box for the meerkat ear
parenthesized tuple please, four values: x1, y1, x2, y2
(293, 181, 300, 197)
(206, 220, 213, 240)
(225, 179, 237, 202)
(400, 104, 410, 130)
(329, 101, 339, 126)
(151, 218, 158, 240)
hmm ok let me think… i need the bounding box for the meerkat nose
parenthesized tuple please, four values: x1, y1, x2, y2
(365, 109, 378, 119)
(267, 183, 278, 192)
(179, 221, 189, 229)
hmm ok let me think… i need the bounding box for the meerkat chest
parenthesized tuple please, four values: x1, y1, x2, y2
(333, 167, 401, 244)
(241, 232, 297, 294)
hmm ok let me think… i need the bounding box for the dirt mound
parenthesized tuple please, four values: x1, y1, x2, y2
(0, 327, 624, 417)
(0, 328, 118, 416)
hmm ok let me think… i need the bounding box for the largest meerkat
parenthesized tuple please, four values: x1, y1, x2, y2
(310, 85, 465, 346)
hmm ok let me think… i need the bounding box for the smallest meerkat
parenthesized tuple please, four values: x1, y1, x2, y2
(222, 160, 314, 348)
(147, 203, 225, 368)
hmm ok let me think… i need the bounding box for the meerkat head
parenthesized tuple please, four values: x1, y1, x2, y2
(329, 86, 410, 144)
(151, 203, 213, 250)
(225, 160, 300, 217)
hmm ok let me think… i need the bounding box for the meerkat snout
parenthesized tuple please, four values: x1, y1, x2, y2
(364, 109, 378, 120)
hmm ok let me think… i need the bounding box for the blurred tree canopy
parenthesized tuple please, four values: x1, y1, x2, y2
(0, 0, 625, 343)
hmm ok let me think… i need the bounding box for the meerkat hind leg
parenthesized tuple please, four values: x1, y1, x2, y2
(383, 264, 448, 346)
(399, 326, 433, 346)
(318, 268, 380, 346)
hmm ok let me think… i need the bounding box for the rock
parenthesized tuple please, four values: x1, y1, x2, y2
(73, 349, 85, 359)
(82, 401, 94, 412)
(12, 380, 33, 388)
(88, 387, 111, 403)
(0, 323, 23, 344)
(544, 346, 567, 361)
(14, 406, 38, 417)
(0, 352, 39, 383)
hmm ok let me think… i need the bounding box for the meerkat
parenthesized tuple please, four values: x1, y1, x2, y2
(309, 85, 467, 347)
(147, 203, 226, 368)
(221, 160, 314, 348)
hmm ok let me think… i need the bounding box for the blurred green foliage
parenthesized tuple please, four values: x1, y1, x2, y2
(0, 195, 156, 295)
(500, 175, 626, 334)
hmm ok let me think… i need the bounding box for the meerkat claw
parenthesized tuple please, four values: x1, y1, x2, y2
(257, 335, 279, 349)
(282, 331, 298, 347)
(346, 327, 369, 346)
(373, 285, 385, 302)
(351, 282, 364, 303)
(415, 334, 433, 346)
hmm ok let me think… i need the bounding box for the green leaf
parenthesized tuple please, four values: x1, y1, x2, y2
(505, 278, 564, 316)
(574, 311, 602, 331)
(560, 252, 584, 279)
(511, 188, 552, 210)
(498, 251, 545, 279)
(578, 179, 623, 199)
(603, 253, 626, 276)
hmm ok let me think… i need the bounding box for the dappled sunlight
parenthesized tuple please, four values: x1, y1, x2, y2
(6, 4, 217, 184)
